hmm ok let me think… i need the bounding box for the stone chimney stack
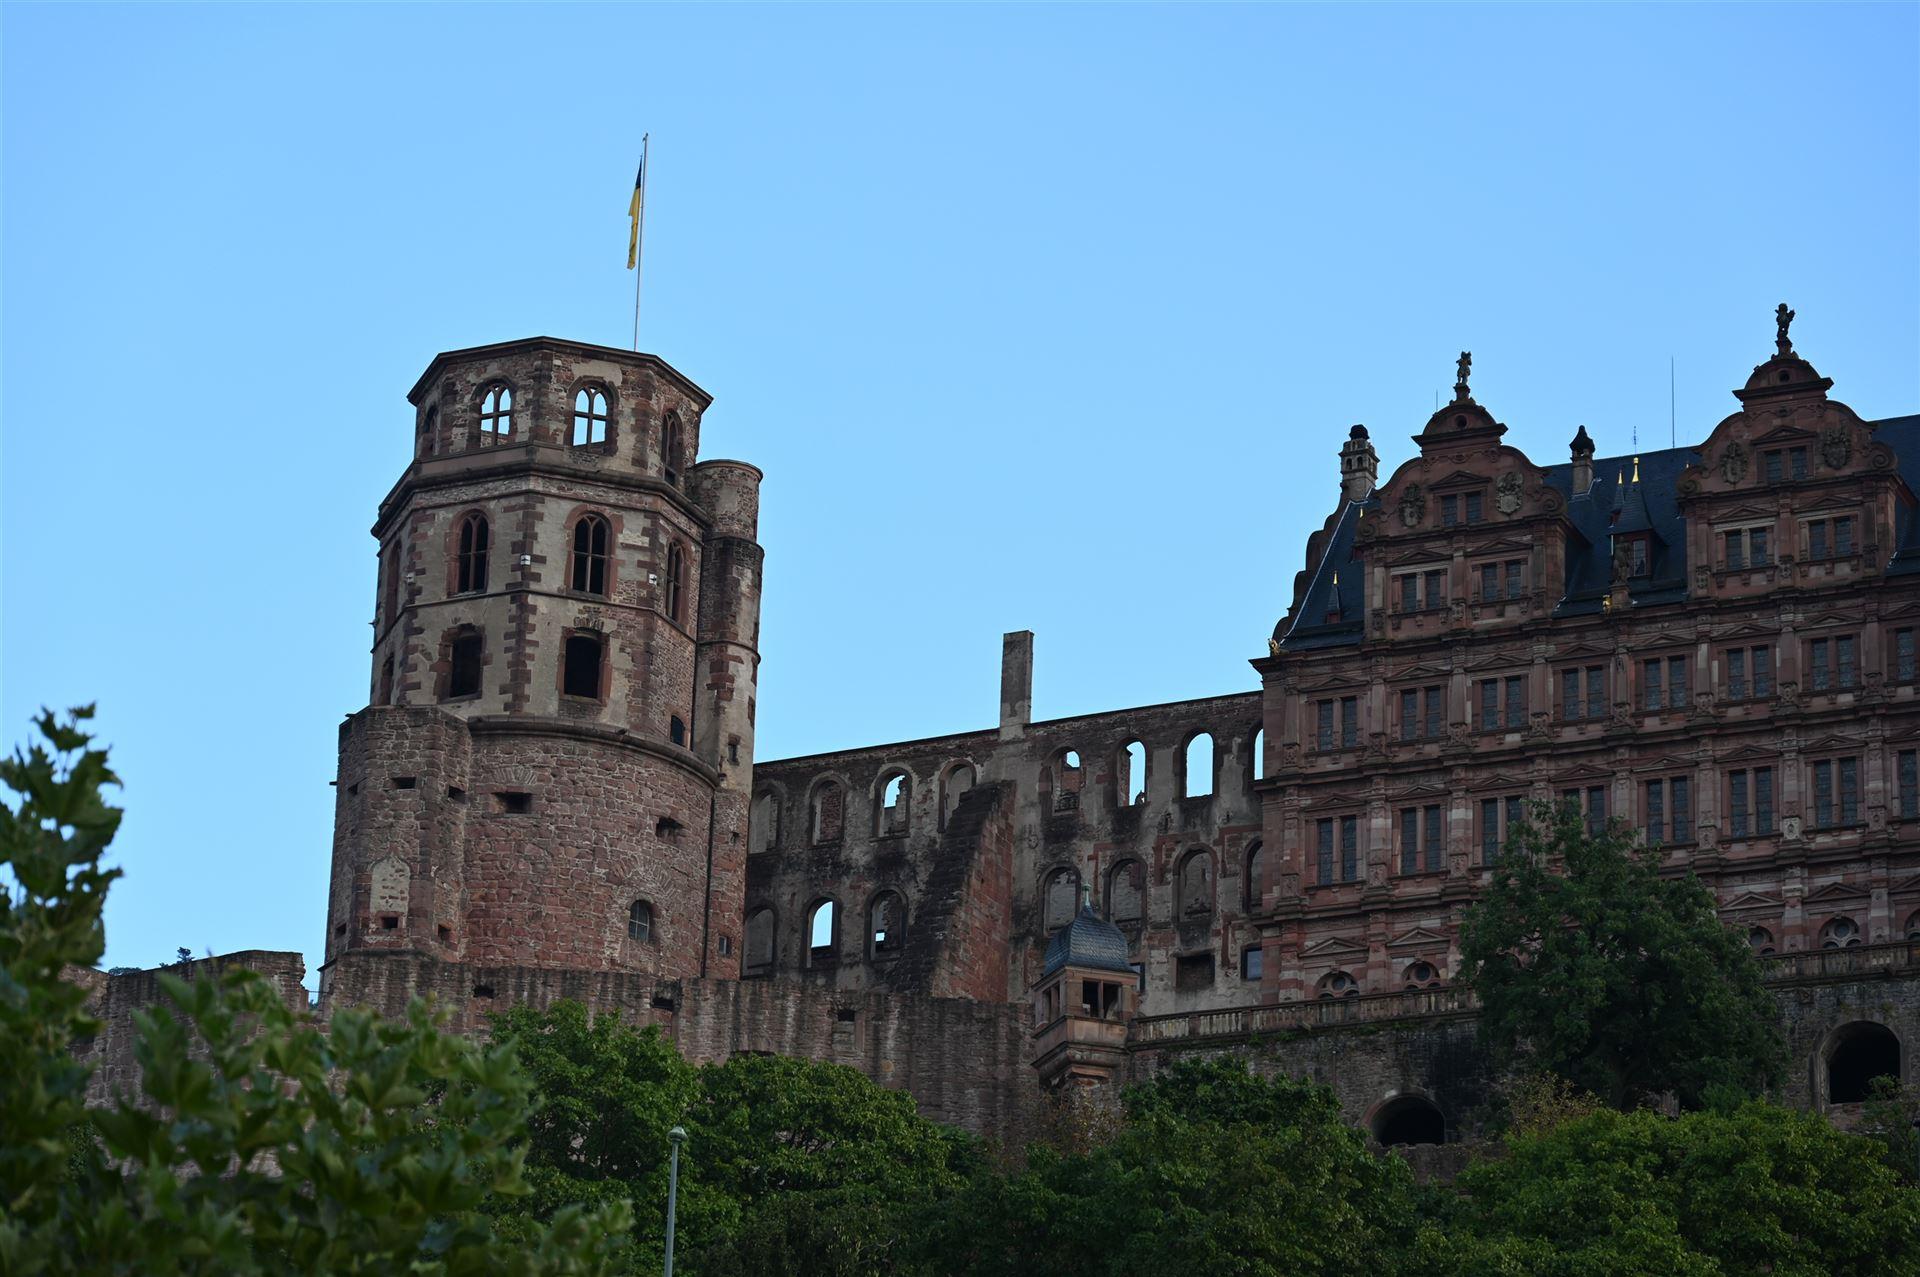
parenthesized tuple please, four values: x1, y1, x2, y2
(1570, 424, 1595, 494)
(1000, 630, 1034, 741)
(1340, 425, 1378, 503)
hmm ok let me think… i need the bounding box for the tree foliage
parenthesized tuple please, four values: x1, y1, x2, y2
(1459, 801, 1786, 1108)
(0, 709, 631, 1275)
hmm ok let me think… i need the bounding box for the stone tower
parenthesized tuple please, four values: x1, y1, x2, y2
(321, 337, 762, 993)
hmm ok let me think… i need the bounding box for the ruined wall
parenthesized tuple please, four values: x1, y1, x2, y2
(320, 951, 1039, 1147)
(78, 951, 309, 1107)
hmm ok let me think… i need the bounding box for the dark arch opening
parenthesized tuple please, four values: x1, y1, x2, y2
(1373, 1096, 1445, 1147)
(1828, 1022, 1901, 1103)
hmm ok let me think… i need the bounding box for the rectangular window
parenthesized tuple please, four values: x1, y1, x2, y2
(1440, 494, 1459, 526)
(1401, 686, 1444, 740)
(1563, 786, 1607, 836)
(1805, 515, 1856, 561)
(1479, 680, 1498, 730)
(1764, 450, 1783, 484)
(1642, 656, 1688, 711)
(1644, 776, 1691, 847)
(1399, 689, 1419, 742)
(1479, 676, 1527, 730)
(1400, 804, 1445, 875)
(1724, 645, 1773, 700)
(1811, 756, 1860, 829)
(1424, 686, 1443, 739)
(1505, 560, 1524, 599)
(1425, 569, 1446, 609)
(1478, 795, 1526, 865)
(1725, 766, 1781, 837)
(1399, 574, 1418, 613)
(1645, 778, 1664, 845)
(1792, 447, 1808, 479)
(1316, 816, 1360, 886)
(1316, 818, 1334, 886)
(1465, 492, 1483, 524)
(1727, 648, 1746, 700)
(1479, 562, 1498, 600)
(1721, 525, 1772, 570)
(1901, 750, 1918, 820)
(1896, 629, 1916, 684)
(1394, 568, 1449, 614)
(1810, 635, 1858, 691)
(1316, 700, 1334, 751)
(1559, 664, 1607, 721)
(1505, 675, 1526, 727)
(1340, 815, 1358, 883)
(1241, 946, 1263, 981)
(1340, 696, 1358, 748)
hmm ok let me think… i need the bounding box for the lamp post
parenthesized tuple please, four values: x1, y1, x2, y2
(664, 1125, 687, 1277)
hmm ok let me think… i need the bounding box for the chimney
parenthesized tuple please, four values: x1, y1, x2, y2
(1570, 424, 1595, 494)
(1340, 425, 1378, 503)
(999, 630, 1033, 740)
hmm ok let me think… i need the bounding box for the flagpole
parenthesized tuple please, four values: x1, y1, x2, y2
(632, 133, 649, 351)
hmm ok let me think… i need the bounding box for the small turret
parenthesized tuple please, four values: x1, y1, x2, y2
(1570, 425, 1595, 493)
(1029, 886, 1138, 1090)
(1339, 424, 1378, 503)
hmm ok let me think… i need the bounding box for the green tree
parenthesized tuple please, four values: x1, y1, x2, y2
(1413, 1101, 1920, 1277)
(1459, 801, 1785, 1109)
(0, 709, 631, 1275)
(929, 1058, 1418, 1277)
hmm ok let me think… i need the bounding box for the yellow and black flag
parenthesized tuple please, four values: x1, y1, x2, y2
(627, 142, 647, 270)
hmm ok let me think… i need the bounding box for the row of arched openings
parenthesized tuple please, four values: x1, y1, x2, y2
(421, 383, 687, 481)
(426, 508, 688, 624)
(753, 762, 979, 852)
(1043, 841, 1267, 932)
(1746, 912, 1920, 956)
(1040, 729, 1266, 814)
(742, 893, 907, 974)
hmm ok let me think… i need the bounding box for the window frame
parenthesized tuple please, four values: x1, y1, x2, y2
(571, 384, 612, 448)
(454, 511, 490, 596)
(478, 383, 514, 445)
(570, 513, 612, 597)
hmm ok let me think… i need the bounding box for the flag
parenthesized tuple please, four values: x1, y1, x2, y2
(627, 154, 645, 270)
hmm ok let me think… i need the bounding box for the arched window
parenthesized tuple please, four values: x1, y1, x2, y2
(868, 891, 906, 960)
(1748, 926, 1776, 956)
(627, 899, 653, 942)
(1047, 748, 1084, 812)
(1820, 917, 1863, 949)
(876, 770, 909, 836)
(1317, 970, 1359, 999)
(1250, 727, 1266, 785)
(1827, 1022, 1901, 1103)
(1176, 849, 1213, 917)
(572, 387, 609, 446)
(669, 716, 686, 746)
(752, 790, 783, 852)
(1042, 865, 1080, 932)
(1183, 732, 1214, 798)
(562, 632, 603, 700)
(745, 907, 775, 974)
(1118, 740, 1147, 806)
(1403, 961, 1442, 988)
(662, 411, 684, 486)
(456, 513, 489, 594)
(1372, 1096, 1445, 1147)
(479, 384, 513, 444)
(1243, 841, 1265, 911)
(420, 406, 438, 458)
(1906, 910, 1920, 941)
(811, 780, 845, 844)
(665, 543, 686, 625)
(571, 515, 610, 595)
(806, 899, 838, 966)
(377, 654, 395, 706)
(1108, 859, 1143, 924)
(939, 762, 975, 831)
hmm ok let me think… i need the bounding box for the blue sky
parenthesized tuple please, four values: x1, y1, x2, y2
(4, 4, 1915, 983)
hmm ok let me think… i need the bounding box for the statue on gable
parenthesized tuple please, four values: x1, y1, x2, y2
(1495, 471, 1523, 515)
(1399, 482, 1426, 528)
(1722, 440, 1750, 484)
(1820, 426, 1852, 470)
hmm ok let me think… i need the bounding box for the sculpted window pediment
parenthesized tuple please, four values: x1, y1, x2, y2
(1298, 674, 1367, 695)
(1468, 537, 1535, 555)
(1430, 469, 1492, 492)
(1707, 503, 1781, 522)
(1389, 661, 1453, 682)
(1463, 651, 1528, 673)
(1804, 880, 1871, 905)
(1551, 641, 1614, 661)
(1550, 764, 1615, 785)
(1632, 632, 1693, 652)
(1633, 753, 1701, 775)
(1385, 548, 1451, 569)
(1878, 600, 1920, 621)
(1800, 733, 1865, 754)
(1798, 494, 1866, 514)
(1889, 873, 1920, 896)
(1301, 935, 1370, 960)
(1752, 423, 1819, 446)
(1716, 744, 1781, 764)
(1805, 614, 1865, 631)
(1387, 925, 1451, 950)
(1474, 772, 1533, 790)
(1386, 781, 1451, 802)
(1712, 621, 1781, 640)
(1720, 890, 1784, 913)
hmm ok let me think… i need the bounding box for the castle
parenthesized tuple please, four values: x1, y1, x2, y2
(84, 311, 1920, 1148)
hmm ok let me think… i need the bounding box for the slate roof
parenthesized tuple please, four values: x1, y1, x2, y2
(1277, 413, 1920, 650)
(1042, 904, 1134, 977)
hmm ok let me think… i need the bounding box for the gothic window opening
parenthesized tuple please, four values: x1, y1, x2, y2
(752, 790, 783, 852)
(665, 543, 686, 625)
(1243, 840, 1265, 911)
(1042, 866, 1080, 932)
(562, 633, 603, 700)
(868, 891, 905, 960)
(810, 780, 845, 844)
(420, 406, 438, 458)
(877, 770, 909, 836)
(1184, 734, 1216, 798)
(662, 411, 684, 486)
(1108, 859, 1143, 924)
(447, 630, 483, 700)
(1176, 849, 1214, 917)
(570, 514, 611, 595)
(377, 654, 395, 706)
(479, 384, 513, 444)
(627, 899, 653, 943)
(939, 761, 975, 830)
(1047, 748, 1084, 811)
(1249, 727, 1265, 784)
(806, 899, 838, 965)
(572, 387, 609, 446)
(456, 513, 489, 594)
(745, 907, 775, 974)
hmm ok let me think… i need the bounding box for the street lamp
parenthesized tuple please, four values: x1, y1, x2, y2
(664, 1125, 687, 1277)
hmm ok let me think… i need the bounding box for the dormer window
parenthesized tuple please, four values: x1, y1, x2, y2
(479, 385, 513, 444)
(1763, 446, 1808, 483)
(1620, 535, 1650, 578)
